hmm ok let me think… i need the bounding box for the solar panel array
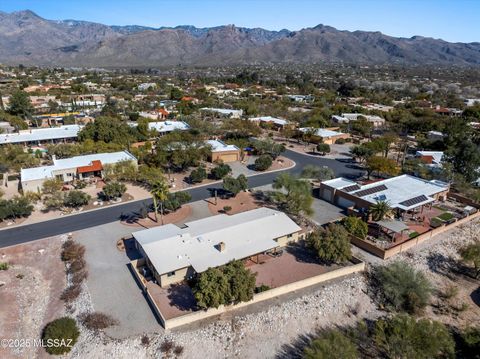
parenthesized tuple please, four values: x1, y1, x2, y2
(398, 195, 429, 208)
(353, 184, 388, 197)
(343, 184, 361, 193)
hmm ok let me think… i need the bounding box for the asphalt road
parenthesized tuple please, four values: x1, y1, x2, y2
(0, 150, 364, 247)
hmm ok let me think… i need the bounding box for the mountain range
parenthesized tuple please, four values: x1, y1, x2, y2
(1, 10, 479, 67)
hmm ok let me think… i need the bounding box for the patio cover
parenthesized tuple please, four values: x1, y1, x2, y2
(376, 220, 409, 233)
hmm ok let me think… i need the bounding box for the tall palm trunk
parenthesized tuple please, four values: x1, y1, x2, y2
(152, 196, 158, 222)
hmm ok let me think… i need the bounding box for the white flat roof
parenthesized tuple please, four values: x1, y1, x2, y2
(206, 139, 239, 152)
(133, 208, 301, 275)
(0, 125, 83, 145)
(299, 127, 344, 138)
(21, 150, 136, 182)
(322, 177, 357, 189)
(249, 116, 288, 126)
(347, 175, 449, 210)
(200, 108, 243, 115)
(147, 121, 189, 133)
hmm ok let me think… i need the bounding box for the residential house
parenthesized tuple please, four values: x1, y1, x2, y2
(0, 125, 83, 146)
(21, 151, 137, 192)
(319, 175, 449, 218)
(248, 116, 289, 130)
(133, 207, 302, 287)
(298, 127, 350, 145)
(200, 108, 243, 119)
(332, 113, 386, 127)
(206, 139, 241, 163)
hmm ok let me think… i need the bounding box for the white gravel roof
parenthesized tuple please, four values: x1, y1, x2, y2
(21, 150, 137, 182)
(133, 208, 301, 275)
(147, 121, 189, 133)
(205, 139, 239, 152)
(298, 127, 344, 138)
(0, 125, 83, 145)
(249, 116, 288, 126)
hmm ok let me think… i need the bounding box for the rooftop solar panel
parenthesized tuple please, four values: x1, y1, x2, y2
(354, 184, 388, 197)
(343, 184, 361, 193)
(399, 195, 429, 208)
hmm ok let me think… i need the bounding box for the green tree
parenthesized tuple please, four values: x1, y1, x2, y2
(272, 173, 313, 216)
(342, 216, 368, 239)
(189, 166, 207, 183)
(8, 90, 34, 120)
(369, 200, 392, 221)
(210, 164, 231, 180)
(316, 143, 331, 155)
(350, 144, 375, 164)
(459, 241, 480, 278)
(307, 223, 352, 264)
(150, 177, 169, 223)
(300, 165, 335, 181)
(223, 175, 248, 197)
(42, 178, 63, 195)
(163, 191, 192, 212)
(193, 260, 256, 309)
(459, 326, 480, 358)
(366, 156, 399, 179)
(254, 154, 273, 171)
(304, 329, 358, 359)
(78, 116, 137, 145)
(102, 182, 127, 200)
(374, 315, 455, 359)
(42, 317, 80, 355)
(371, 261, 432, 314)
(63, 191, 90, 208)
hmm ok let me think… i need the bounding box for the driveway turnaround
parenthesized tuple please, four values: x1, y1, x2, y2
(0, 150, 364, 247)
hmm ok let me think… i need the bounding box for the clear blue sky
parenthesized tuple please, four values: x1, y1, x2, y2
(1, 0, 479, 43)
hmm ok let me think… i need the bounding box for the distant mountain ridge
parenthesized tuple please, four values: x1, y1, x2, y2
(0, 10, 479, 67)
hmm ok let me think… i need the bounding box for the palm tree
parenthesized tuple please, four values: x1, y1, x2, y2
(369, 200, 392, 221)
(150, 177, 169, 223)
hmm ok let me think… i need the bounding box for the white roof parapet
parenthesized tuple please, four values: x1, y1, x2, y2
(21, 150, 137, 182)
(249, 116, 288, 126)
(0, 125, 83, 145)
(205, 139, 239, 152)
(133, 208, 301, 275)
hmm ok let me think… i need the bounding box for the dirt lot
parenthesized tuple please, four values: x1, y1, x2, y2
(207, 191, 260, 215)
(0, 236, 66, 359)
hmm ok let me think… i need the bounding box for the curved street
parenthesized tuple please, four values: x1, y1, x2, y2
(0, 150, 364, 247)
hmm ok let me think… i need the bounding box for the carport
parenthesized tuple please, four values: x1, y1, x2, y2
(375, 219, 409, 242)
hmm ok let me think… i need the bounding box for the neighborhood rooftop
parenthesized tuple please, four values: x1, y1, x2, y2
(128, 121, 189, 133)
(206, 139, 239, 152)
(299, 127, 345, 138)
(21, 150, 136, 182)
(0, 125, 83, 145)
(249, 116, 288, 126)
(133, 207, 301, 275)
(323, 174, 449, 210)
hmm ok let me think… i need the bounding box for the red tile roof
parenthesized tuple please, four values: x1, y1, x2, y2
(77, 160, 103, 174)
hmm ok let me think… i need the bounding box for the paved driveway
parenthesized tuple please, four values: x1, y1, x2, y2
(75, 222, 162, 338)
(310, 198, 346, 226)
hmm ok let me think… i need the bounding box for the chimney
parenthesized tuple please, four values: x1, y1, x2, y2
(216, 242, 226, 252)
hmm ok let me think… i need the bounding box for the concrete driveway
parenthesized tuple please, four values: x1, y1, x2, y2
(75, 222, 162, 338)
(310, 198, 346, 226)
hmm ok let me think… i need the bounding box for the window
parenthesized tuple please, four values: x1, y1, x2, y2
(287, 234, 293, 238)
(167, 271, 176, 277)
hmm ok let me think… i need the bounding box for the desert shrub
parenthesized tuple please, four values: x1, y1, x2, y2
(141, 335, 150, 347)
(316, 143, 331, 155)
(160, 339, 175, 353)
(370, 261, 432, 314)
(223, 205, 232, 213)
(374, 315, 455, 359)
(42, 317, 79, 355)
(211, 163, 231, 179)
(163, 191, 192, 212)
(102, 181, 127, 200)
(335, 138, 346, 144)
(254, 154, 273, 171)
(79, 312, 118, 331)
(307, 224, 352, 264)
(255, 284, 270, 293)
(0, 262, 9, 270)
(459, 241, 480, 278)
(63, 190, 90, 208)
(173, 345, 184, 356)
(61, 240, 85, 263)
(342, 216, 368, 239)
(459, 326, 480, 358)
(189, 166, 207, 183)
(68, 258, 86, 274)
(60, 284, 82, 303)
(304, 328, 358, 359)
(71, 269, 88, 285)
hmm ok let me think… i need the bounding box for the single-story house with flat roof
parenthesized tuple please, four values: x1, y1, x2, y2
(206, 139, 241, 163)
(133, 207, 302, 287)
(331, 113, 385, 127)
(319, 174, 449, 217)
(0, 125, 83, 146)
(249, 116, 289, 130)
(200, 108, 243, 119)
(21, 151, 137, 192)
(128, 121, 189, 136)
(298, 127, 350, 144)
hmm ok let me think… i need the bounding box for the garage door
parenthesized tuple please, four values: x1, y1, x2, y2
(337, 196, 356, 209)
(219, 154, 238, 162)
(321, 188, 333, 202)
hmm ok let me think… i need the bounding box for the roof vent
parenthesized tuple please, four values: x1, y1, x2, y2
(216, 242, 226, 252)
